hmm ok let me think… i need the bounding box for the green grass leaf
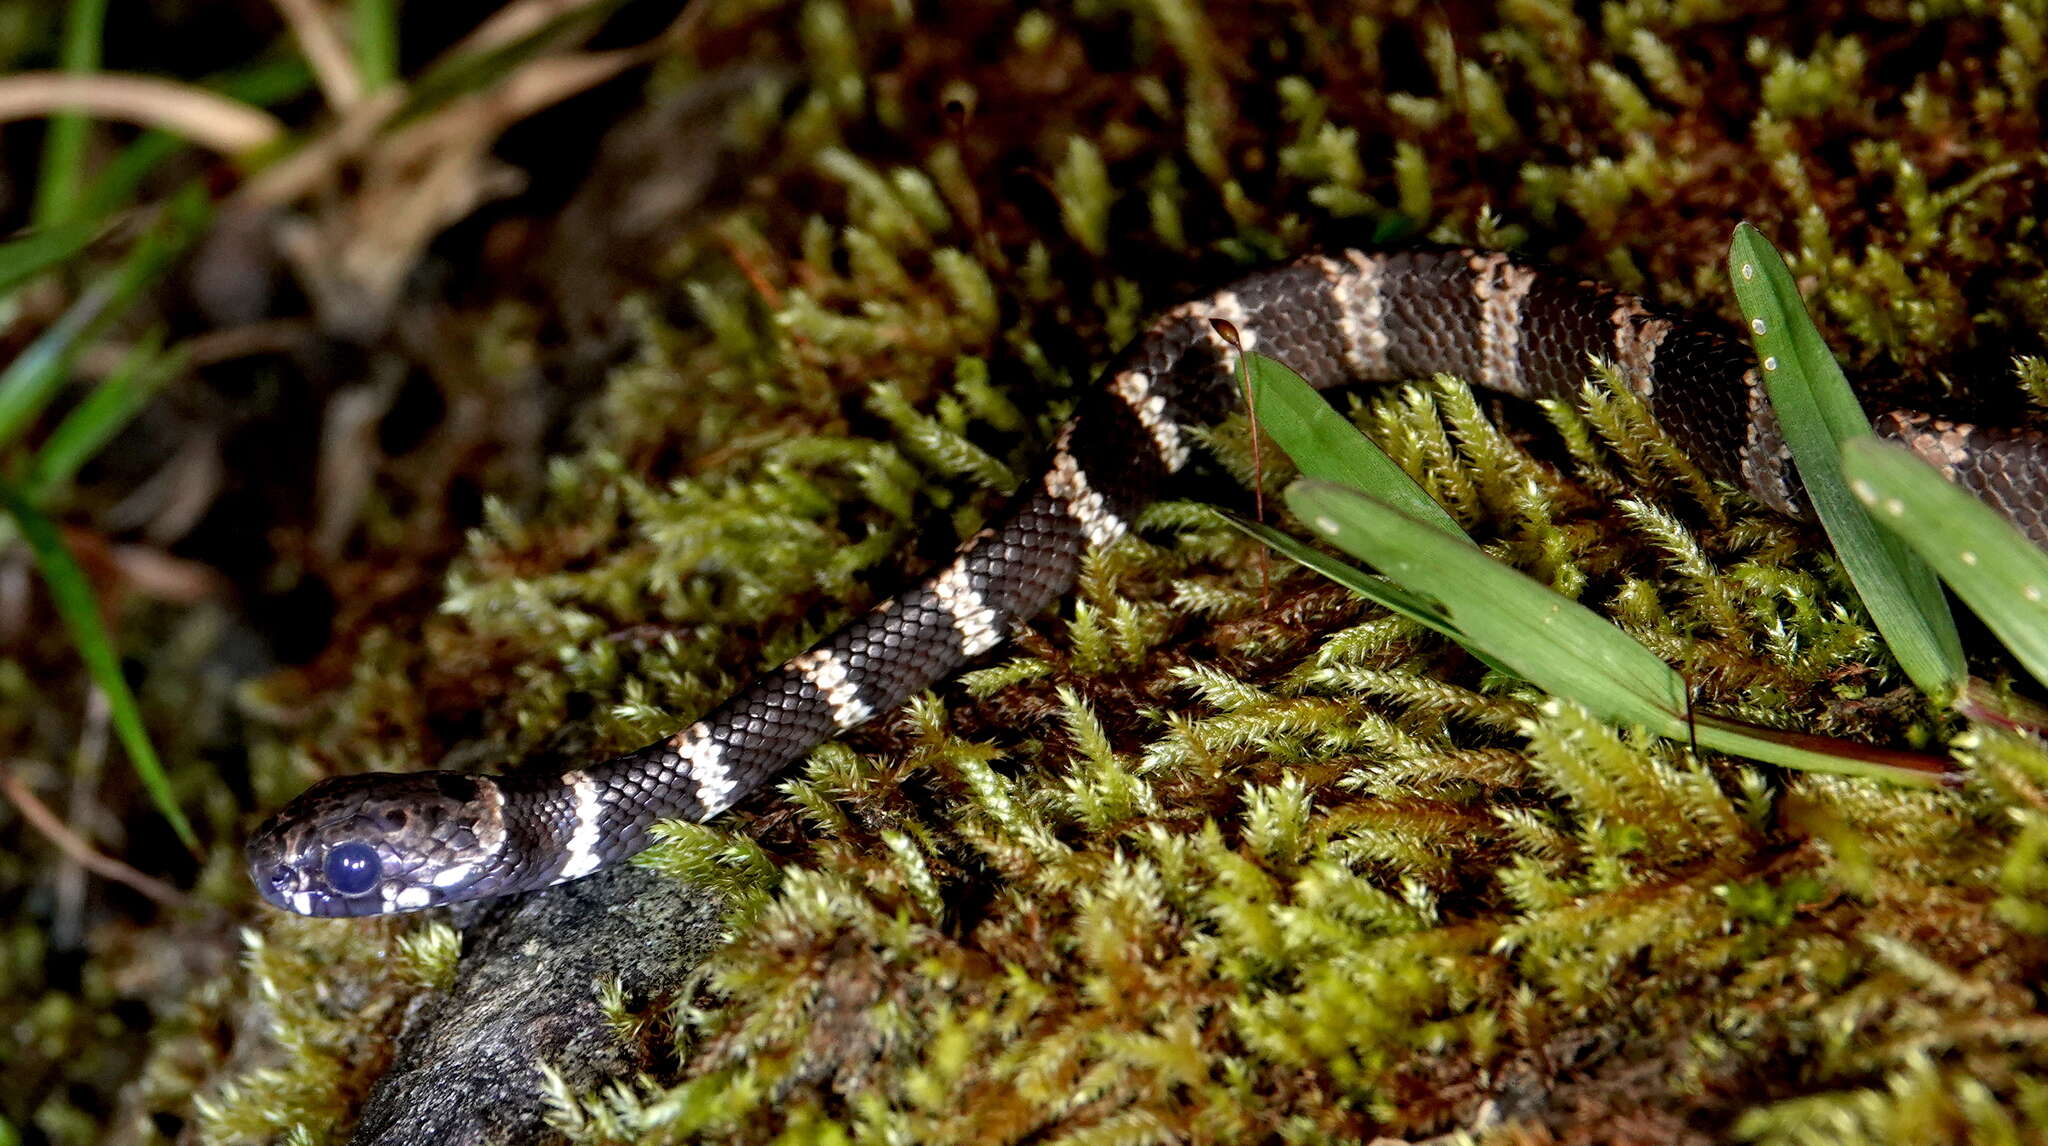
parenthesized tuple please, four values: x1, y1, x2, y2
(1288, 478, 1949, 786)
(0, 219, 102, 296)
(0, 483, 198, 849)
(1289, 478, 1685, 725)
(0, 278, 128, 449)
(1231, 349, 1516, 676)
(1727, 222, 1965, 702)
(24, 331, 184, 502)
(1244, 351, 1467, 539)
(1224, 249, 1952, 785)
(1841, 436, 2048, 693)
(1228, 511, 1521, 679)
(0, 190, 204, 450)
(1226, 514, 1459, 639)
(353, 0, 400, 94)
(32, 0, 111, 228)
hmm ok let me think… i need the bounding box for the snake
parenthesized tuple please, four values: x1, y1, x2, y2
(245, 247, 2048, 917)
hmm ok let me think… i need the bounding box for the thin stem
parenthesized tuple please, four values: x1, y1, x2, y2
(0, 759, 186, 907)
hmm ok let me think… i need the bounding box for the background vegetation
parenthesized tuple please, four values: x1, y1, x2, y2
(4, 0, 2048, 1143)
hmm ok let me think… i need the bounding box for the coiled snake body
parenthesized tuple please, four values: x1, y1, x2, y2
(247, 248, 2048, 916)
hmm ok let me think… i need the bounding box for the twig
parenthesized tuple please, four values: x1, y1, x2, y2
(0, 72, 284, 155)
(266, 0, 363, 110)
(717, 229, 785, 311)
(0, 758, 187, 907)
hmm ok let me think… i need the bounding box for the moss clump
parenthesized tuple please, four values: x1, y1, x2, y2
(202, 0, 2048, 1141)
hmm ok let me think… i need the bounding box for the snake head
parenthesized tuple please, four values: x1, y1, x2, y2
(245, 771, 507, 917)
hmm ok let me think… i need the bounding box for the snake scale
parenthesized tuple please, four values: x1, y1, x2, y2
(247, 247, 2048, 916)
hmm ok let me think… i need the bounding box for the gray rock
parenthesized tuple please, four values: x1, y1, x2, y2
(348, 864, 720, 1146)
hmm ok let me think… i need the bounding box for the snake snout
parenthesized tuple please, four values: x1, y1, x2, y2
(243, 825, 292, 907)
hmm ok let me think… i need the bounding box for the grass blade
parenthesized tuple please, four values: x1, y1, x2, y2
(1245, 351, 1467, 539)
(353, 0, 400, 95)
(0, 190, 204, 449)
(1841, 436, 2048, 693)
(25, 331, 183, 502)
(0, 219, 100, 296)
(0, 483, 198, 849)
(1689, 713, 1952, 786)
(0, 277, 125, 448)
(1229, 515, 1455, 636)
(1289, 477, 1949, 786)
(1289, 478, 1686, 725)
(1727, 222, 1965, 702)
(32, 0, 111, 227)
(1227, 513, 1521, 679)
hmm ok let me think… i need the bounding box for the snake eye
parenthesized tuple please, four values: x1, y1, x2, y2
(324, 842, 381, 896)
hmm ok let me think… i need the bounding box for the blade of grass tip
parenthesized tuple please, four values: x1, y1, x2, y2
(0, 483, 198, 850)
(31, 0, 111, 228)
(0, 190, 205, 450)
(1842, 435, 2048, 694)
(1245, 351, 1469, 540)
(1727, 223, 1964, 702)
(24, 332, 182, 503)
(0, 218, 101, 297)
(1287, 477, 1689, 729)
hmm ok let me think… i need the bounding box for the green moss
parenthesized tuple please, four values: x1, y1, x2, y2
(197, 0, 2048, 1141)
(195, 917, 416, 1143)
